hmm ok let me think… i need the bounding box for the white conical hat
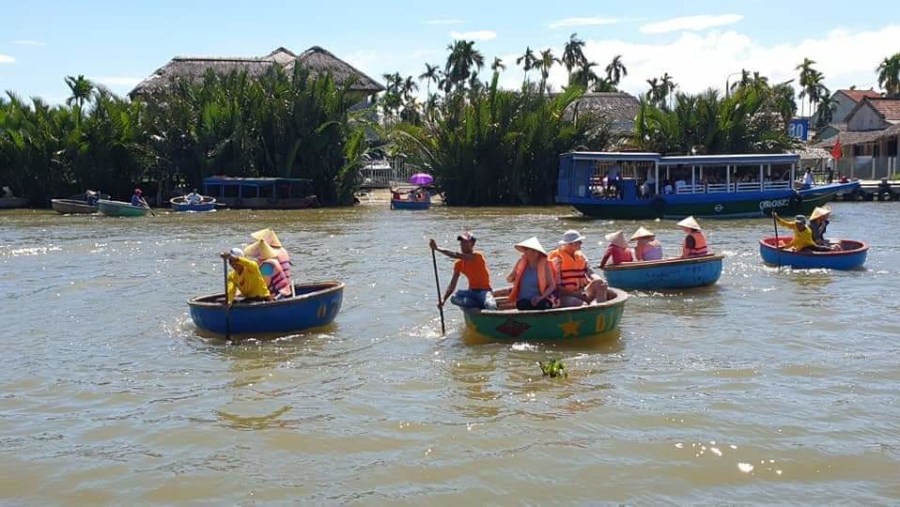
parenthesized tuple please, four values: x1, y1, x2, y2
(250, 228, 283, 248)
(604, 230, 628, 247)
(810, 206, 832, 221)
(677, 216, 702, 230)
(514, 236, 548, 256)
(630, 226, 655, 240)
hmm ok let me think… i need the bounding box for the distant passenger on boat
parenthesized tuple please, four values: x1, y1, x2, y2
(802, 168, 815, 189)
(245, 228, 293, 292)
(548, 230, 608, 306)
(431, 232, 497, 310)
(248, 239, 292, 299)
(85, 190, 99, 206)
(131, 188, 149, 207)
(678, 216, 709, 258)
(600, 231, 634, 268)
(631, 227, 664, 261)
(507, 237, 558, 311)
(221, 247, 272, 306)
(772, 213, 828, 252)
(186, 189, 202, 204)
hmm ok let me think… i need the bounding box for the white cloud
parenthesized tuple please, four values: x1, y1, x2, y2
(12, 40, 45, 46)
(94, 76, 142, 88)
(0, 54, 14, 64)
(549, 17, 620, 30)
(450, 30, 497, 41)
(641, 14, 743, 34)
(426, 18, 464, 25)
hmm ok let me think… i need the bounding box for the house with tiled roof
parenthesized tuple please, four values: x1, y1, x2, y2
(815, 96, 900, 179)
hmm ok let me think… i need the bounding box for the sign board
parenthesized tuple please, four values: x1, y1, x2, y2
(788, 118, 809, 141)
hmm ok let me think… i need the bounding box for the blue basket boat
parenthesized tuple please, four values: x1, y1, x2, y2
(170, 195, 218, 212)
(601, 254, 725, 290)
(188, 281, 344, 336)
(759, 237, 868, 270)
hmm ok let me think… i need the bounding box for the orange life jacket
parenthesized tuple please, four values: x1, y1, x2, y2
(684, 230, 708, 256)
(509, 256, 557, 303)
(549, 248, 588, 290)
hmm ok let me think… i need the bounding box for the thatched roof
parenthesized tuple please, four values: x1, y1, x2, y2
(130, 46, 384, 97)
(564, 92, 641, 135)
(813, 123, 900, 148)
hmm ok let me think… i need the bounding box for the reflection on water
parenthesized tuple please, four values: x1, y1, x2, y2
(1, 202, 899, 503)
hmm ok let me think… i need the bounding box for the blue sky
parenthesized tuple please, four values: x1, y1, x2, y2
(2, 0, 899, 105)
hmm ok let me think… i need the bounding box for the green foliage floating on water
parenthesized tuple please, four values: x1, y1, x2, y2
(539, 358, 567, 378)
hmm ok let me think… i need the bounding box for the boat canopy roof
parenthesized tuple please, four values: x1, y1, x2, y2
(561, 151, 800, 166)
(203, 176, 313, 187)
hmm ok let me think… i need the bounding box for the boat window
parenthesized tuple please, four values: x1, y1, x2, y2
(223, 185, 239, 198)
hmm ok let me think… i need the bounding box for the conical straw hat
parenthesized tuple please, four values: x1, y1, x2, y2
(677, 216, 702, 230)
(604, 230, 628, 247)
(514, 236, 548, 256)
(250, 228, 283, 248)
(810, 206, 832, 221)
(630, 226, 655, 240)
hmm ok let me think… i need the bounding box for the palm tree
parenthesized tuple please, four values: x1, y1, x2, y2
(569, 60, 598, 90)
(561, 33, 587, 76)
(876, 53, 900, 97)
(419, 63, 441, 97)
(517, 46, 538, 84)
(64, 75, 94, 108)
(491, 57, 505, 73)
(537, 49, 558, 92)
(816, 91, 839, 128)
(605, 55, 627, 87)
(795, 57, 818, 116)
(444, 40, 484, 92)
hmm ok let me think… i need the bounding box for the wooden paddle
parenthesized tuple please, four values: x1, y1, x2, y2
(431, 248, 446, 335)
(223, 256, 232, 342)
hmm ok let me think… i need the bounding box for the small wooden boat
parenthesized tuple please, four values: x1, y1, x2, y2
(0, 197, 28, 209)
(601, 254, 725, 290)
(187, 281, 344, 336)
(390, 188, 432, 210)
(455, 287, 628, 341)
(169, 195, 217, 212)
(391, 198, 431, 210)
(51, 198, 98, 214)
(97, 199, 151, 217)
(759, 237, 868, 270)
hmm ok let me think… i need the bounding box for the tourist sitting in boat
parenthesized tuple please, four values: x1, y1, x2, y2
(599, 230, 634, 268)
(430, 232, 497, 310)
(802, 168, 815, 189)
(631, 227, 664, 261)
(221, 248, 272, 306)
(678, 216, 710, 258)
(506, 237, 558, 311)
(390, 188, 403, 200)
(130, 188, 149, 207)
(245, 228, 293, 292)
(247, 239, 292, 299)
(85, 190, 99, 206)
(809, 206, 832, 247)
(548, 230, 608, 306)
(185, 189, 202, 204)
(772, 213, 829, 252)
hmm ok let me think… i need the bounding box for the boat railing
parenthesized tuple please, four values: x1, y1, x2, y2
(673, 181, 791, 194)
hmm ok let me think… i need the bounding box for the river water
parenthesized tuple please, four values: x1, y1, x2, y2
(1, 202, 898, 504)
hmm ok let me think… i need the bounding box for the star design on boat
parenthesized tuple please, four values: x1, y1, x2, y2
(495, 319, 530, 338)
(559, 318, 581, 337)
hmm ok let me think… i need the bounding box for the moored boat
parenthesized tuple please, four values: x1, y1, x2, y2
(51, 198, 98, 214)
(97, 199, 151, 217)
(556, 152, 859, 219)
(759, 237, 868, 270)
(203, 177, 318, 209)
(169, 195, 217, 212)
(455, 288, 628, 341)
(0, 197, 28, 209)
(602, 254, 725, 290)
(188, 281, 344, 336)
(390, 197, 431, 210)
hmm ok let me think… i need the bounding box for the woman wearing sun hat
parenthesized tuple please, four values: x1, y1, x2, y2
(506, 237, 558, 310)
(809, 206, 834, 248)
(600, 230, 634, 268)
(630, 226, 663, 261)
(677, 216, 710, 258)
(248, 239, 293, 299)
(245, 228, 293, 293)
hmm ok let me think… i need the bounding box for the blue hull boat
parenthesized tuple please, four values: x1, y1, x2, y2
(759, 237, 868, 270)
(187, 281, 344, 335)
(170, 195, 217, 212)
(391, 198, 431, 210)
(601, 254, 725, 290)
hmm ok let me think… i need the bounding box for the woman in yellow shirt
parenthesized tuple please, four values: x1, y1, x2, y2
(772, 213, 819, 252)
(221, 248, 272, 305)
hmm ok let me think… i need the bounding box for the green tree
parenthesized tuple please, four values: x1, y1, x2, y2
(876, 53, 900, 97)
(605, 55, 627, 86)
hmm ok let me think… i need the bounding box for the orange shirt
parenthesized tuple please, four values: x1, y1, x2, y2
(454, 252, 492, 291)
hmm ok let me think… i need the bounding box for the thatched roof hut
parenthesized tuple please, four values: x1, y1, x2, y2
(130, 46, 384, 98)
(564, 92, 641, 135)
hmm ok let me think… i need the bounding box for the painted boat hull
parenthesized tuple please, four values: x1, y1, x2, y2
(458, 288, 628, 341)
(97, 200, 150, 217)
(568, 182, 858, 219)
(51, 198, 97, 214)
(759, 237, 868, 270)
(170, 196, 217, 212)
(602, 254, 724, 290)
(390, 198, 431, 210)
(187, 282, 344, 335)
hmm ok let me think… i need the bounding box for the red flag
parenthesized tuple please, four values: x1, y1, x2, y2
(831, 137, 842, 160)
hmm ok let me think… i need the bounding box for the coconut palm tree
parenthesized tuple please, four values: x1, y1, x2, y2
(876, 53, 900, 97)
(795, 57, 818, 116)
(816, 91, 839, 129)
(418, 63, 441, 97)
(444, 40, 484, 92)
(517, 46, 538, 84)
(64, 75, 94, 108)
(605, 55, 627, 87)
(537, 49, 558, 92)
(561, 33, 587, 76)
(569, 60, 599, 90)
